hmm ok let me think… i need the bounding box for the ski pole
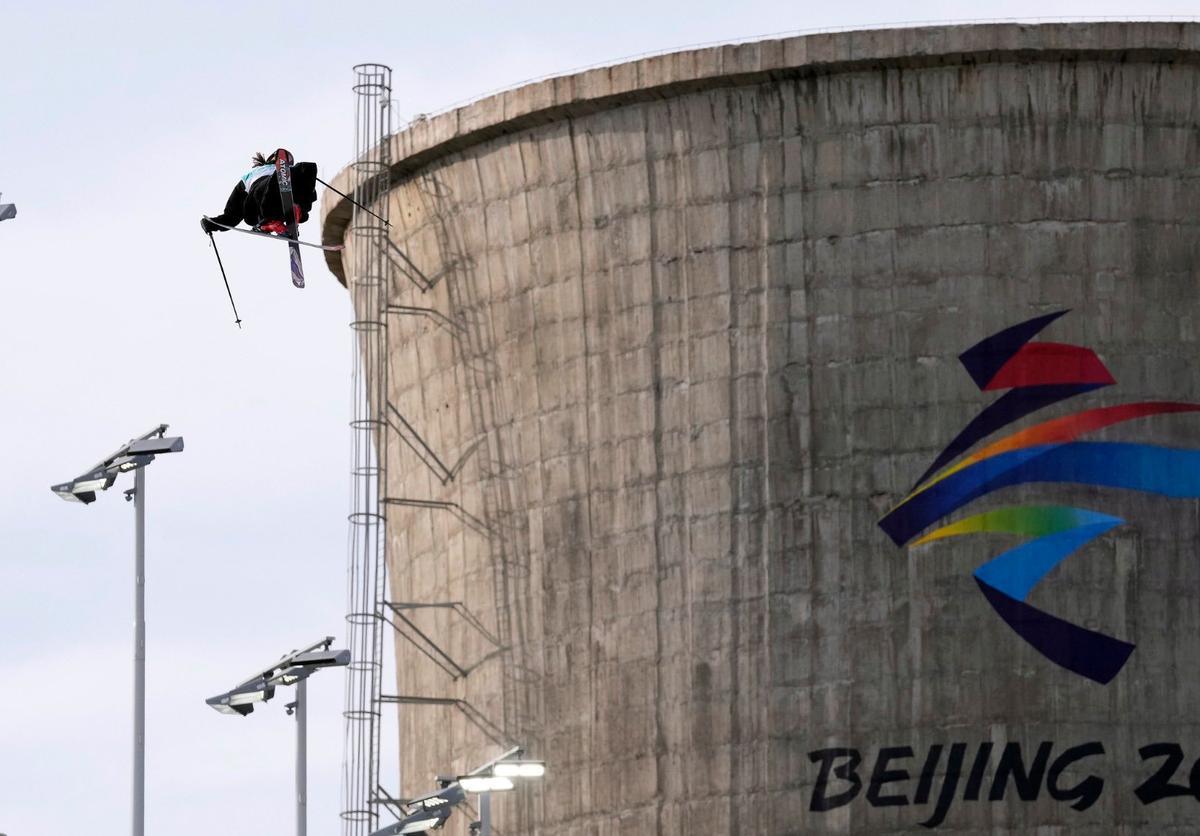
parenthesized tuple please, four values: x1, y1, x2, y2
(207, 232, 243, 328)
(315, 175, 391, 227)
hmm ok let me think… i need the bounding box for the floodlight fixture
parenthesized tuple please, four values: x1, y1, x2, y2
(0, 194, 14, 222)
(455, 747, 546, 836)
(50, 425, 183, 505)
(411, 783, 465, 809)
(206, 639, 350, 712)
(207, 637, 350, 836)
(206, 679, 275, 716)
(458, 775, 514, 793)
(125, 436, 185, 456)
(368, 784, 464, 836)
(51, 468, 114, 503)
(375, 749, 542, 835)
(491, 760, 546, 778)
(283, 647, 352, 672)
(50, 423, 183, 836)
(396, 807, 452, 834)
(397, 807, 451, 833)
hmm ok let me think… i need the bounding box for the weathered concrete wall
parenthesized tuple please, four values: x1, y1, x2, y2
(325, 22, 1200, 834)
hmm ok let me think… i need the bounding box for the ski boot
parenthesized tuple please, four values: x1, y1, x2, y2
(256, 219, 288, 235)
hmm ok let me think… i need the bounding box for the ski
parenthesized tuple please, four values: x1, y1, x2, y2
(275, 148, 304, 289)
(201, 216, 344, 251)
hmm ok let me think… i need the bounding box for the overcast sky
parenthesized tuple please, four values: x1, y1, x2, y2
(1, 1, 1197, 834)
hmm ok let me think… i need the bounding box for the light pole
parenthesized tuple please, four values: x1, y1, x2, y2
(51, 424, 183, 836)
(291, 678, 307, 833)
(206, 637, 351, 836)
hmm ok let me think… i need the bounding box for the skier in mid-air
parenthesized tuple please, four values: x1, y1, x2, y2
(201, 151, 318, 235)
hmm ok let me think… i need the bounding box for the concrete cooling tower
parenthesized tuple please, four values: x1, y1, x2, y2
(322, 22, 1200, 833)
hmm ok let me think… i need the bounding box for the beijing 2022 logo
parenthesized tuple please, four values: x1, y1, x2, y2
(878, 309, 1200, 684)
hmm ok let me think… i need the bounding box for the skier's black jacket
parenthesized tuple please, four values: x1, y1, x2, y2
(207, 162, 319, 230)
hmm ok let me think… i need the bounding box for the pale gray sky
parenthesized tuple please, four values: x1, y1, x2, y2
(1, 1, 1196, 834)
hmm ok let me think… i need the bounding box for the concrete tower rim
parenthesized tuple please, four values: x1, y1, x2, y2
(320, 19, 1200, 283)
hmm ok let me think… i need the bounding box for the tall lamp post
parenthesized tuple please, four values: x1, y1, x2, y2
(206, 637, 351, 836)
(50, 424, 184, 836)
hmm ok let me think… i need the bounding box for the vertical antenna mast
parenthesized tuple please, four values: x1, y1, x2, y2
(342, 62, 392, 836)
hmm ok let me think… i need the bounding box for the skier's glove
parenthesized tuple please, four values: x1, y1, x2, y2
(200, 217, 220, 234)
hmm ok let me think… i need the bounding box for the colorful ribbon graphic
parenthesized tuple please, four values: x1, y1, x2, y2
(880, 310, 1200, 683)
